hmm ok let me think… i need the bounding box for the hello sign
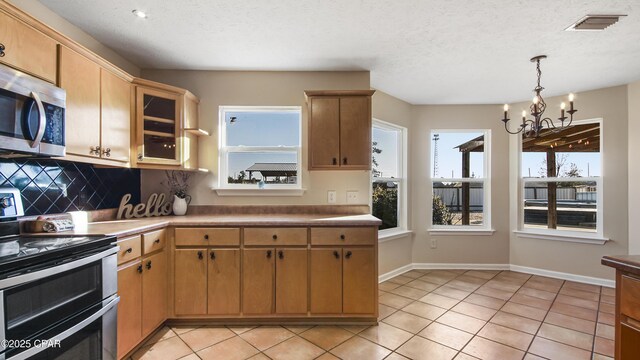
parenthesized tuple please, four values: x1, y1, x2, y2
(117, 193, 173, 219)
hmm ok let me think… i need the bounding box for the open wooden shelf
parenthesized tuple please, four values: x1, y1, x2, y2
(144, 116, 175, 124)
(185, 128, 210, 136)
(143, 130, 175, 138)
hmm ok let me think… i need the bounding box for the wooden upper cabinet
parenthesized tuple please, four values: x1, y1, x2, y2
(305, 90, 375, 170)
(101, 68, 131, 163)
(135, 85, 182, 165)
(141, 250, 167, 336)
(59, 46, 101, 158)
(174, 249, 207, 315)
(0, 10, 57, 82)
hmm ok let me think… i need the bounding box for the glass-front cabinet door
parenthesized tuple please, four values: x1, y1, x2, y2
(135, 87, 182, 165)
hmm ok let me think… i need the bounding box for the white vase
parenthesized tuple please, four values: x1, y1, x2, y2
(172, 195, 190, 216)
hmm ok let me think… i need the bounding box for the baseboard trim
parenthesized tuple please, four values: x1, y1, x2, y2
(509, 265, 615, 288)
(379, 262, 614, 288)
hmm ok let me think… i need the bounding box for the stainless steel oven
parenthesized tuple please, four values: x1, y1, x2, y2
(0, 246, 118, 360)
(0, 63, 66, 158)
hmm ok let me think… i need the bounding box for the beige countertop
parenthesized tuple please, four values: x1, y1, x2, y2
(51, 214, 382, 238)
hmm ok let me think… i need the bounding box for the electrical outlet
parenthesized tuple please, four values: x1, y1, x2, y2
(430, 239, 437, 249)
(346, 191, 359, 204)
(327, 190, 337, 204)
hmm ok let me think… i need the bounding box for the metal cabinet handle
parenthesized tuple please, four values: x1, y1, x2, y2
(340, 234, 345, 240)
(102, 147, 111, 157)
(154, 239, 160, 244)
(146, 261, 152, 270)
(0, 43, 5, 57)
(272, 234, 278, 240)
(266, 250, 272, 258)
(278, 250, 284, 259)
(210, 251, 216, 260)
(204, 234, 209, 240)
(333, 250, 340, 259)
(90, 145, 101, 156)
(198, 251, 203, 260)
(332, 158, 337, 165)
(137, 153, 143, 161)
(137, 265, 143, 273)
(343, 157, 347, 165)
(125, 248, 132, 253)
(345, 251, 353, 259)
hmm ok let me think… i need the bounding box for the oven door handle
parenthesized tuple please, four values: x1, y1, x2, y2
(4, 295, 120, 360)
(0, 246, 118, 290)
(29, 91, 47, 149)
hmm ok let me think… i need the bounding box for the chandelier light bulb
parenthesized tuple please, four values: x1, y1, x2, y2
(569, 93, 575, 102)
(561, 102, 566, 110)
(522, 110, 526, 117)
(504, 104, 509, 111)
(533, 96, 539, 104)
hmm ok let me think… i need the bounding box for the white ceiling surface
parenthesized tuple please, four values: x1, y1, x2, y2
(39, 0, 640, 104)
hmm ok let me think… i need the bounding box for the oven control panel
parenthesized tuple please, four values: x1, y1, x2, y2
(0, 188, 24, 219)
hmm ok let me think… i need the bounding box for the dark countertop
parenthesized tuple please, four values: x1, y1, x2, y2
(50, 214, 382, 239)
(602, 255, 640, 277)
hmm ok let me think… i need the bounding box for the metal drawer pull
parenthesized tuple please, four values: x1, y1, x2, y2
(345, 251, 353, 259)
(278, 250, 284, 259)
(332, 158, 337, 165)
(0, 43, 5, 57)
(267, 250, 272, 258)
(125, 247, 132, 253)
(333, 250, 340, 259)
(272, 234, 278, 240)
(146, 261, 152, 270)
(210, 251, 216, 260)
(137, 265, 143, 273)
(198, 251, 203, 259)
(340, 234, 345, 240)
(154, 239, 160, 244)
(204, 234, 209, 240)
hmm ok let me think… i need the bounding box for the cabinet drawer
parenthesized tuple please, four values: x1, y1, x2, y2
(244, 228, 307, 246)
(622, 275, 640, 320)
(311, 227, 375, 245)
(142, 229, 166, 254)
(117, 235, 142, 265)
(175, 228, 240, 246)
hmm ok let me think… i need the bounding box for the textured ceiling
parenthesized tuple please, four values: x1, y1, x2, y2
(38, 0, 640, 104)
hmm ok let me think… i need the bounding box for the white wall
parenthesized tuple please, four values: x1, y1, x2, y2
(509, 86, 628, 280)
(140, 70, 372, 206)
(8, 0, 140, 76)
(628, 81, 640, 254)
(410, 105, 511, 265)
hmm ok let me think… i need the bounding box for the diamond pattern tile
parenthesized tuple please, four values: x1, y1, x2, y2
(128, 270, 616, 360)
(0, 159, 140, 216)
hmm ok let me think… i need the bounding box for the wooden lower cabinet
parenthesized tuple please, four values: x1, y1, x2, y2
(174, 249, 207, 315)
(275, 248, 308, 314)
(117, 261, 142, 359)
(208, 249, 241, 314)
(310, 248, 342, 314)
(343, 247, 376, 314)
(242, 248, 275, 315)
(141, 251, 167, 335)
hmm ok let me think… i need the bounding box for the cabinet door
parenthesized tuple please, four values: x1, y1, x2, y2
(339, 97, 371, 169)
(310, 248, 342, 314)
(242, 248, 274, 315)
(136, 87, 181, 165)
(343, 247, 376, 314)
(275, 248, 308, 314)
(59, 46, 101, 158)
(117, 261, 142, 359)
(208, 249, 240, 315)
(0, 11, 57, 82)
(101, 68, 131, 163)
(142, 251, 167, 336)
(174, 249, 207, 315)
(621, 323, 640, 359)
(309, 97, 340, 169)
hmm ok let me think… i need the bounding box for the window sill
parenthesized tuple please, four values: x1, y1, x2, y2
(428, 228, 496, 236)
(513, 230, 609, 245)
(213, 188, 306, 196)
(379, 229, 413, 243)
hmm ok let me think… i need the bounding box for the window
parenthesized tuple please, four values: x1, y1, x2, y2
(520, 120, 602, 236)
(430, 130, 491, 228)
(218, 106, 301, 189)
(372, 119, 407, 232)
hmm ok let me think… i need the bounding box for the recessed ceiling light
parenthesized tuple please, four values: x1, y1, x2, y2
(132, 9, 148, 19)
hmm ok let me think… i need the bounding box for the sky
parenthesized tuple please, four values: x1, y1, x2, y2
(372, 127, 399, 178)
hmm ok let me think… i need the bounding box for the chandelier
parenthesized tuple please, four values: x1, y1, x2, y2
(502, 55, 577, 137)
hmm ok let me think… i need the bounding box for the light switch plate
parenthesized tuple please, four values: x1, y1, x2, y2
(327, 190, 337, 204)
(346, 191, 359, 204)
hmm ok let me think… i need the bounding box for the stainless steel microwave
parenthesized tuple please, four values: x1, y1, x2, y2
(0, 63, 66, 157)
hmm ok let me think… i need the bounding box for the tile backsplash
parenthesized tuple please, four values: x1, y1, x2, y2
(0, 159, 140, 216)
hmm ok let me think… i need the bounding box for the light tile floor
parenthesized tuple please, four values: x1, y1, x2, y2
(130, 269, 615, 360)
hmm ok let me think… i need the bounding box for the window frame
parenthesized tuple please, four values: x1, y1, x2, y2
(518, 118, 604, 240)
(428, 129, 492, 231)
(371, 119, 408, 235)
(217, 106, 302, 190)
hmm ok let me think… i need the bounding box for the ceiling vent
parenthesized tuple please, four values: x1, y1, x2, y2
(566, 15, 626, 31)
